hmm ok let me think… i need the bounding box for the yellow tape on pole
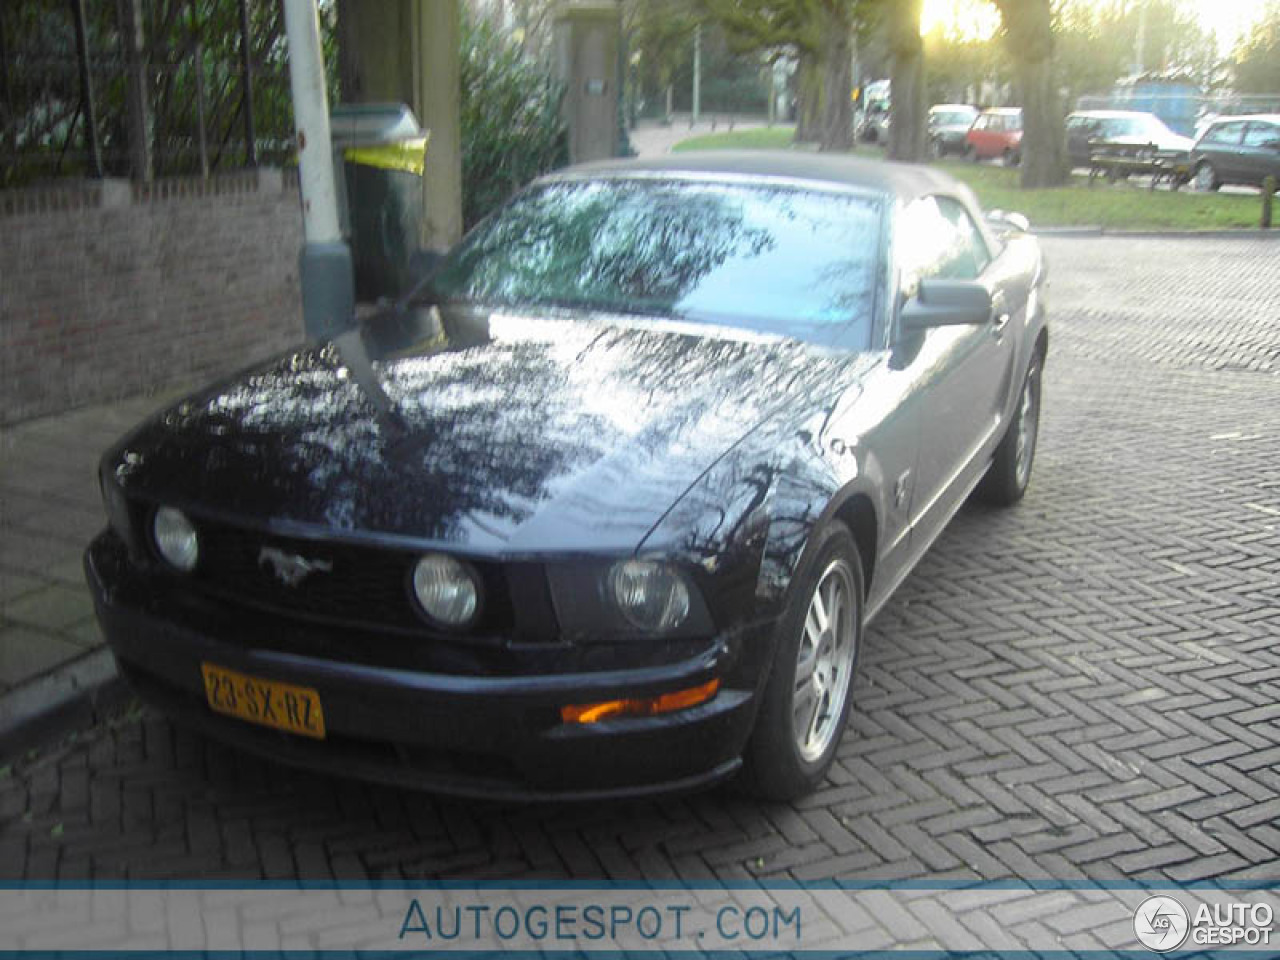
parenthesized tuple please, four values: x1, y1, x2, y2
(342, 135, 429, 175)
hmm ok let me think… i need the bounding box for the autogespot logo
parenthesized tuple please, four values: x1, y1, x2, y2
(1134, 895, 1190, 952)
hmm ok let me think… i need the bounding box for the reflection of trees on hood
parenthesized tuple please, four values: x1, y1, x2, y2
(582, 324, 856, 418)
(435, 181, 775, 313)
(141, 340, 604, 542)
(132, 316, 861, 546)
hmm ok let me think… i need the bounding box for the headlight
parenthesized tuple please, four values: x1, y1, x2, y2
(609, 560, 691, 632)
(412, 553, 479, 627)
(152, 506, 199, 572)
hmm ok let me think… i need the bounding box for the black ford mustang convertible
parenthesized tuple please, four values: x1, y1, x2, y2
(86, 152, 1048, 800)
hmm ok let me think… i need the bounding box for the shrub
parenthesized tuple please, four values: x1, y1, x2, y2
(459, 12, 568, 229)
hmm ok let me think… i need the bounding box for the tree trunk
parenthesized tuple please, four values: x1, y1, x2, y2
(795, 53, 822, 143)
(818, 12, 852, 152)
(993, 0, 1068, 188)
(886, 0, 925, 162)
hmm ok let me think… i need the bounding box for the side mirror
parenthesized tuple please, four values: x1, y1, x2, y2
(987, 209, 1030, 233)
(900, 279, 992, 332)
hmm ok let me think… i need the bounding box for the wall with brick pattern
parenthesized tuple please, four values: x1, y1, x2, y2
(1, 169, 303, 425)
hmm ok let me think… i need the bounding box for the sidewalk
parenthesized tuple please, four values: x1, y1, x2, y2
(629, 114, 784, 157)
(0, 387, 187, 748)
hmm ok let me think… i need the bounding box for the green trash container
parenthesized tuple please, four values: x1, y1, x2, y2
(330, 104, 429, 302)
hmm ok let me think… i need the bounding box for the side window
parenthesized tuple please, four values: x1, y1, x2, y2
(897, 196, 992, 296)
(1244, 123, 1280, 149)
(935, 197, 992, 280)
(1205, 122, 1245, 146)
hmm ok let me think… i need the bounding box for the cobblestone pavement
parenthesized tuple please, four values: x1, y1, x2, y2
(0, 390, 187, 694)
(1, 235, 1278, 883)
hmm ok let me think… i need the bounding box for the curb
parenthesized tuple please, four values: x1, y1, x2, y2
(1035, 227, 1280, 238)
(0, 647, 126, 761)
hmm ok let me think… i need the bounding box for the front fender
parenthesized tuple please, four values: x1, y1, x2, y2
(755, 422, 890, 613)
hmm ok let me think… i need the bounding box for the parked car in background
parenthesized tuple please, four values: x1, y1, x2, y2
(965, 108, 1023, 165)
(856, 79, 891, 143)
(929, 104, 979, 157)
(1191, 114, 1280, 191)
(858, 101, 890, 144)
(86, 152, 1048, 803)
(1065, 110, 1194, 169)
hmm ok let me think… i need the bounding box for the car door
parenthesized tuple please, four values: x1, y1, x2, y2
(1201, 121, 1248, 181)
(893, 195, 1015, 551)
(1241, 121, 1280, 185)
(967, 114, 990, 156)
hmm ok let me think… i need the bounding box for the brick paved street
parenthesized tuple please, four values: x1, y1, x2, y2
(1, 235, 1277, 883)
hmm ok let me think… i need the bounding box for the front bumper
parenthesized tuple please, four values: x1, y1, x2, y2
(86, 532, 767, 801)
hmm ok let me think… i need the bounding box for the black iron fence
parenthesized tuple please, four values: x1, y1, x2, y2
(0, 0, 336, 188)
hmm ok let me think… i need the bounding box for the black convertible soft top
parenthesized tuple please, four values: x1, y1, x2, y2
(549, 149, 965, 203)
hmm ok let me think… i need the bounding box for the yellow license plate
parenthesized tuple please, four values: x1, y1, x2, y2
(201, 663, 326, 739)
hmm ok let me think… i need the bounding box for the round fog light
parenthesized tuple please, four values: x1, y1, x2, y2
(412, 553, 479, 627)
(153, 506, 199, 572)
(609, 560, 691, 632)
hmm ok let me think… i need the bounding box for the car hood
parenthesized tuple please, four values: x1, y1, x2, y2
(110, 311, 865, 555)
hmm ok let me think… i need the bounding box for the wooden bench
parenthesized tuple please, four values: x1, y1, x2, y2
(1088, 143, 1189, 191)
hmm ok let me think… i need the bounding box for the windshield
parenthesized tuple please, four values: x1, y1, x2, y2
(933, 111, 975, 126)
(426, 178, 884, 349)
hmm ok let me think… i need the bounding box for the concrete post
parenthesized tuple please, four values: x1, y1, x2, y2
(413, 0, 463, 249)
(554, 1, 622, 164)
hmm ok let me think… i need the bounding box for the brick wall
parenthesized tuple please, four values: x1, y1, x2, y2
(0, 169, 303, 425)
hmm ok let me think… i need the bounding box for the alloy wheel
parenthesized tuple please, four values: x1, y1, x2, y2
(792, 558, 857, 763)
(1014, 362, 1041, 489)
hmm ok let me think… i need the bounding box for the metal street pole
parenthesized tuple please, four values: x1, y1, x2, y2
(282, 0, 354, 340)
(1134, 1, 1147, 74)
(239, 0, 258, 166)
(70, 0, 103, 178)
(691, 23, 701, 127)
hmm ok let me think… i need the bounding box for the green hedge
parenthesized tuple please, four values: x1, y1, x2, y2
(460, 13, 568, 229)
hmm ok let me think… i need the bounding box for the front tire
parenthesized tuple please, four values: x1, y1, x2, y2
(1194, 160, 1220, 192)
(977, 351, 1043, 506)
(741, 523, 864, 800)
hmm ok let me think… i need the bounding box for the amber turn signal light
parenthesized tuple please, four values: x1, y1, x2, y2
(561, 678, 721, 725)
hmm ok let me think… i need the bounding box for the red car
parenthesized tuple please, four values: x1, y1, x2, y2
(965, 108, 1023, 165)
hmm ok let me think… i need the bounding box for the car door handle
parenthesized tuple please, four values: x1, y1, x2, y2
(992, 311, 1011, 337)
